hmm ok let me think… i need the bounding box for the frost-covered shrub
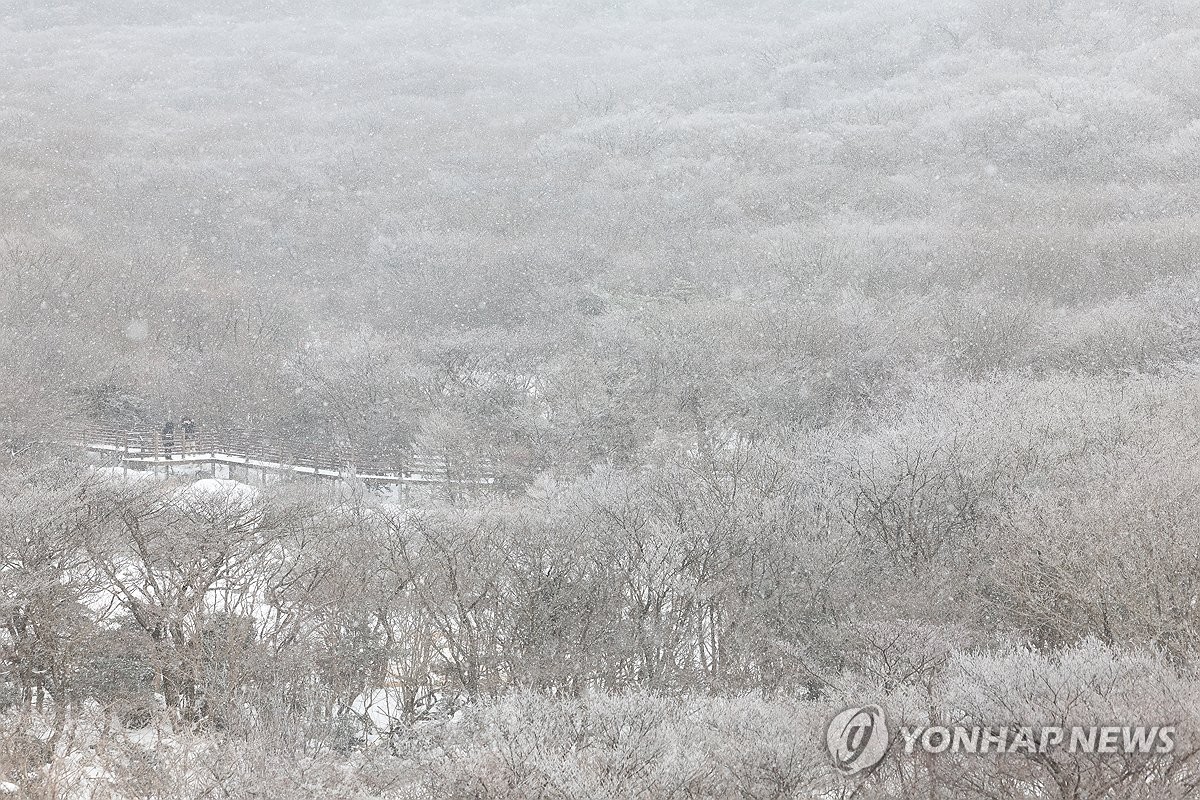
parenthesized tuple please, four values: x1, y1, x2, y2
(409, 692, 834, 800)
(855, 640, 1200, 800)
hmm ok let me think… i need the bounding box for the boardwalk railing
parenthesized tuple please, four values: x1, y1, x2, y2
(64, 425, 496, 487)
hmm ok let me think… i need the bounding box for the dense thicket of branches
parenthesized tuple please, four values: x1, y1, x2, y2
(6, 377, 1200, 795)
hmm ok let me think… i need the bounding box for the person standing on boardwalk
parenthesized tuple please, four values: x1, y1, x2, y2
(161, 419, 175, 459)
(180, 416, 196, 454)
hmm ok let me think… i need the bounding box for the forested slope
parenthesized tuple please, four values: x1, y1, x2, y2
(4, 0, 1200, 472)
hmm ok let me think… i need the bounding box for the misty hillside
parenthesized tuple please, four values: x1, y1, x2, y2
(5, 0, 1200, 466)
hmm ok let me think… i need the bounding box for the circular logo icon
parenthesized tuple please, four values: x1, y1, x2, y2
(827, 705, 889, 775)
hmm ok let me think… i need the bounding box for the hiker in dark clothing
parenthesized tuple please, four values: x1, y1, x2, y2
(180, 417, 196, 454)
(162, 420, 175, 459)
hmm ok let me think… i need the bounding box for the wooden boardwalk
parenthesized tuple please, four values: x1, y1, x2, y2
(69, 426, 496, 491)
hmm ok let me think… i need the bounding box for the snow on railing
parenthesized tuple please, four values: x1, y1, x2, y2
(62, 425, 495, 486)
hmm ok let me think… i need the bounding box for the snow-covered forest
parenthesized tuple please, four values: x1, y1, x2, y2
(4, 0, 1200, 797)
